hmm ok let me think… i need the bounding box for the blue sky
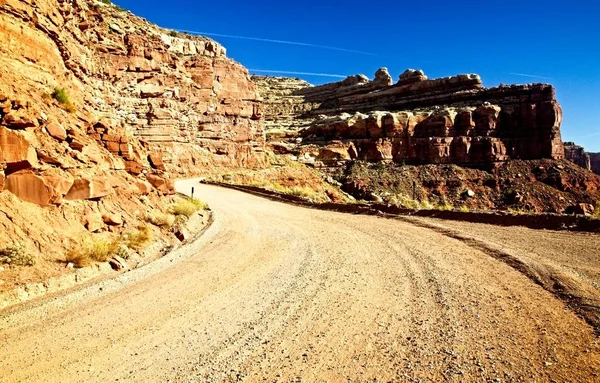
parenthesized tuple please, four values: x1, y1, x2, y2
(116, 0, 600, 151)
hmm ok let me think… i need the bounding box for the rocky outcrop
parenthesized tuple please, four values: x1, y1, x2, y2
(564, 142, 591, 170)
(0, 0, 266, 209)
(590, 153, 600, 175)
(254, 68, 564, 169)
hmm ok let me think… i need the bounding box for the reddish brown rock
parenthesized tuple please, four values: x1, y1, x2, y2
(65, 177, 112, 200)
(148, 153, 166, 171)
(135, 180, 153, 195)
(45, 122, 67, 142)
(102, 213, 123, 226)
(2, 110, 38, 129)
(256, 69, 565, 169)
(590, 153, 600, 175)
(146, 174, 175, 195)
(43, 174, 74, 197)
(0, 127, 38, 172)
(5, 171, 60, 206)
(565, 203, 595, 216)
(125, 160, 144, 175)
(84, 213, 104, 233)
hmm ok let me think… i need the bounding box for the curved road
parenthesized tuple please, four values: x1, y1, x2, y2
(1, 182, 599, 382)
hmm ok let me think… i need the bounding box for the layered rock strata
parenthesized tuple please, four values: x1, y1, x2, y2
(564, 142, 591, 171)
(0, 0, 265, 207)
(255, 68, 564, 169)
(590, 153, 600, 175)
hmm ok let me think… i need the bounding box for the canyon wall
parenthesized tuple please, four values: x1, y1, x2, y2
(564, 142, 591, 171)
(590, 153, 600, 175)
(0, 0, 265, 207)
(255, 68, 564, 169)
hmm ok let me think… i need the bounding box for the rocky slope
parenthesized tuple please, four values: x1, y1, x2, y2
(255, 69, 600, 213)
(0, 0, 266, 290)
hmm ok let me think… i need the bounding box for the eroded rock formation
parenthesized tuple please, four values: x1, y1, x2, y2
(0, 0, 266, 208)
(590, 153, 600, 175)
(564, 142, 591, 171)
(255, 68, 564, 169)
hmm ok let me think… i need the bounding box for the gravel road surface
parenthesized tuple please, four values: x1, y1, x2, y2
(1, 182, 599, 382)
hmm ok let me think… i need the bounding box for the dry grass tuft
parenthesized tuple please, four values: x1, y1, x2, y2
(123, 225, 152, 251)
(171, 198, 207, 217)
(66, 237, 121, 268)
(146, 211, 176, 228)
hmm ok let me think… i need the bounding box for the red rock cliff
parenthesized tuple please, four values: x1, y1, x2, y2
(255, 68, 564, 169)
(0, 0, 265, 206)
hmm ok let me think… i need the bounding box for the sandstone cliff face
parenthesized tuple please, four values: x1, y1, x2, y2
(255, 68, 564, 170)
(590, 153, 600, 175)
(564, 142, 591, 171)
(0, 0, 267, 284)
(0, 0, 265, 208)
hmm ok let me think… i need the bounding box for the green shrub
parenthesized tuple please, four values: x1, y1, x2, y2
(169, 30, 179, 37)
(593, 201, 600, 218)
(171, 198, 208, 217)
(0, 243, 35, 266)
(50, 87, 75, 113)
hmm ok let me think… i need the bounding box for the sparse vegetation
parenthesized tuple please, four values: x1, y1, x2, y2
(50, 87, 75, 113)
(146, 210, 176, 228)
(594, 201, 600, 218)
(171, 198, 207, 217)
(100, 0, 112, 4)
(169, 30, 179, 37)
(0, 243, 35, 266)
(459, 205, 470, 213)
(122, 225, 152, 251)
(65, 237, 121, 268)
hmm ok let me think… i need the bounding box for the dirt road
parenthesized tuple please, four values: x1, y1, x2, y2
(1, 182, 599, 382)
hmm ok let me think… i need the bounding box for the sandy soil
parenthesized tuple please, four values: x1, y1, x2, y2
(1, 182, 599, 382)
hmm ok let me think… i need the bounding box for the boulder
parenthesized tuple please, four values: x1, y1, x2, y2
(373, 67, 393, 87)
(45, 122, 67, 141)
(65, 177, 112, 200)
(565, 203, 595, 216)
(146, 174, 175, 195)
(84, 213, 103, 232)
(109, 256, 128, 271)
(398, 69, 428, 85)
(139, 84, 165, 98)
(2, 111, 38, 129)
(0, 127, 38, 171)
(102, 213, 123, 226)
(135, 180, 153, 195)
(42, 174, 74, 199)
(5, 171, 61, 206)
(174, 226, 190, 242)
(148, 153, 166, 171)
(125, 160, 144, 175)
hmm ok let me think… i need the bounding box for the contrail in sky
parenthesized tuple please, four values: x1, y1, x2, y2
(249, 69, 347, 78)
(509, 72, 553, 80)
(174, 29, 376, 56)
(582, 132, 600, 138)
